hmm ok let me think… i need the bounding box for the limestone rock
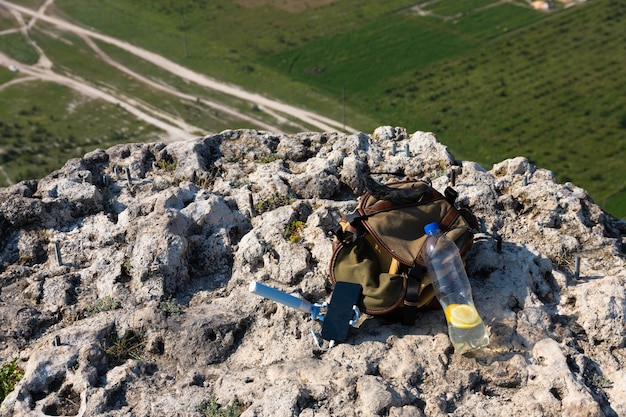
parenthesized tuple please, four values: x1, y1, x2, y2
(0, 127, 624, 417)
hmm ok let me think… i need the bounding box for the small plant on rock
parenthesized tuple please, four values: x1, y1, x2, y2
(229, 178, 250, 188)
(159, 299, 183, 316)
(255, 153, 280, 164)
(122, 259, 133, 277)
(0, 358, 24, 403)
(192, 166, 225, 188)
(157, 157, 177, 172)
(584, 367, 613, 390)
(284, 220, 306, 243)
(197, 396, 241, 417)
(254, 193, 295, 215)
(103, 329, 145, 364)
(84, 296, 121, 317)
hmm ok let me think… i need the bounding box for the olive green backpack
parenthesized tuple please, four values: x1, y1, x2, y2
(329, 178, 478, 325)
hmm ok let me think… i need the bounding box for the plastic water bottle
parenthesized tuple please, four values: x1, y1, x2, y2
(424, 222, 489, 353)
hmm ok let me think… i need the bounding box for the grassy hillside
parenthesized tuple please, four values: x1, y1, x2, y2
(0, 80, 162, 182)
(261, 1, 626, 216)
(1, 0, 624, 218)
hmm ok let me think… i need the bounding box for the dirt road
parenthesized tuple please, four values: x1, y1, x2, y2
(79, 34, 283, 133)
(0, 0, 356, 136)
(0, 50, 198, 141)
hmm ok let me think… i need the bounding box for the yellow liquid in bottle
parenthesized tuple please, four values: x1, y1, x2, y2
(443, 304, 489, 353)
(444, 304, 482, 328)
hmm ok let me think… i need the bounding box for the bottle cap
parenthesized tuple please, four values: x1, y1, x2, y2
(424, 222, 440, 236)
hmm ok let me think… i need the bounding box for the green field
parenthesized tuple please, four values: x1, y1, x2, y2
(0, 32, 40, 65)
(1, 0, 625, 218)
(0, 81, 162, 182)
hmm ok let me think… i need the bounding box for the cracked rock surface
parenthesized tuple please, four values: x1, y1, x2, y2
(0, 127, 624, 416)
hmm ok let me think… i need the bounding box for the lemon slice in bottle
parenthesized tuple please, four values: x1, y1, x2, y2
(444, 304, 482, 329)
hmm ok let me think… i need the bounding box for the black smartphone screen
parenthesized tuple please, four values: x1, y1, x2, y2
(321, 282, 363, 342)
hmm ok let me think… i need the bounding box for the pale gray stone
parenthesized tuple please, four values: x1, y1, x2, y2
(0, 128, 624, 417)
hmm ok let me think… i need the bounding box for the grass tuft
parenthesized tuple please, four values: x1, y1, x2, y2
(84, 296, 121, 317)
(0, 358, 24, 404)
(103, 329, 146, 364)
(197, 396, 241, 417)
(284, 220, 306, 243)
(254, 193, 295, 215)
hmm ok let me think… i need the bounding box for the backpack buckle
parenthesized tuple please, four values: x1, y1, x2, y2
(444, 187, 458, 204)
(407, 264, 427, 281)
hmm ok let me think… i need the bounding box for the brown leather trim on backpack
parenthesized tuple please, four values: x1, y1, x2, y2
(459, 207, 480, 230)
(361, 199, 395, 215)
(439, 206, 461, 232)
(361, 191, 441, 217)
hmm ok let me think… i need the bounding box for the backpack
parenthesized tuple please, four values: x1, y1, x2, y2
(329, 178, 478, 325)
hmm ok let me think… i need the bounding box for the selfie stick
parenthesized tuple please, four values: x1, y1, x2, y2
(249, 281, 326, 321)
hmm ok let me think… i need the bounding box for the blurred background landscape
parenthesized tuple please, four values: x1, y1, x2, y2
(0, 0, 624, 218)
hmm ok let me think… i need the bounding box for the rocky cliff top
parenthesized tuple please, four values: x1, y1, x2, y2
(0, 127, 624, 417)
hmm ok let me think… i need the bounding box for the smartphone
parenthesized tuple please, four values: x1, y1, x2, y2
(321, 282, 363, 342)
